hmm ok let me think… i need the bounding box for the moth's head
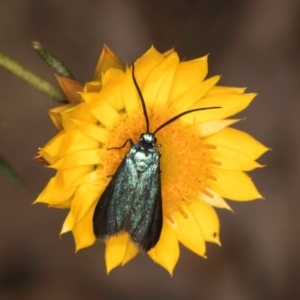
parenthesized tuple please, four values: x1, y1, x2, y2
(139, 133, 156, 145)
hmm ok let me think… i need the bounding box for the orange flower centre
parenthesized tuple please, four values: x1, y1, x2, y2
(102, 110, 218, 221)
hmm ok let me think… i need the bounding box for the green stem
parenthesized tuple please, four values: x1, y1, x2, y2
(32, 41, 75, 79)
(0, 51, 66, 102)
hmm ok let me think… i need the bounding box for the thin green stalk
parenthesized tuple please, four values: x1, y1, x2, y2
(0, 156, 24, 186)
(0, 51, 66, 102)
(32, 41, 75, 79)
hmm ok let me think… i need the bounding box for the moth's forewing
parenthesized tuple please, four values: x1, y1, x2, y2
(128, 148, 163, 251)
(93, 142, 163, 251)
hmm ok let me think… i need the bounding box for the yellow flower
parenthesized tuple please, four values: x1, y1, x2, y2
(35, 45, 268, 275)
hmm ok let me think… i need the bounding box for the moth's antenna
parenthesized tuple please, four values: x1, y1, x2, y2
(153, 106, 221, 135)
(132, 63, 150, 133)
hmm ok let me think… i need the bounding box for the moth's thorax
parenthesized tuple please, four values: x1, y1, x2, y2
(139, 133, 156, 145)
(130, 140, 159, 173)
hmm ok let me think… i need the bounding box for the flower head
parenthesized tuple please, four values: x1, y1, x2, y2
(35, 45, 268, 274)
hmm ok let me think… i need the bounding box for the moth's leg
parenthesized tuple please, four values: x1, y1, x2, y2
(106, 139, 134, 178)
(107, 138, 134, 150)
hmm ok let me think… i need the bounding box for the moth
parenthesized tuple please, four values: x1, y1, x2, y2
(93, 64, 220, 252)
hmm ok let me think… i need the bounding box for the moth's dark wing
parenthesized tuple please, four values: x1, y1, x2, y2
(93, 148, 163, 252)
(93, 155, 138, 239)
(128, 152, 163, 252)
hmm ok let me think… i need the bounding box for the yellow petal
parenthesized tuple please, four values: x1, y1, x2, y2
(61, 102, 97, 130)
(162, 48, 175, 57)
(102, 68, 124, 87)
(48, 104, 76, 130)
(134, 46, 165, 88)
(105, 233, 134, 274)
(56, 166, 94, 187)
(93, 44, 125, 81)
(84, 81, 102, 93)
(80, 92, 97, 104)
(48, 198, 72, 209)
(121, 240, 139, 266)
(61, 209, 76, 234)
(58, 129, 99, 157)
(152, 55, 180, 112)
(204, 127, 269, 160)
(36, 166, 93, 206)
(169, 55, 208, 103)
(170, 76, 220, 113)
(188, 198, 220, 245)
(50, 149, 103, 169)
(209, 168, 263, 201)
(84, 95, 120, 130)
(40, 131, 66, 164)
(122, 66, 141, 114)
(70, 119, 110, 144)
(35, 175, 75, 206)
(212, 144, 263, 171)
(194, 119, 241, 137)
(148, 222, 179, 275)
(72, 205, 96, 251)
(198, 188, 233, 211)
(62, 182, 106, 235)
(142, 52, 179, 110)
(55, 74, 84, 104)
(206, 86, 247, 97)
(179, 93, 255, 127)
(66, 168, 106, 191)
(167, 203, 206, 257)
(195, 93, 256, 123)
(74, 183, 106, 223)
(101, 69, 125, 111)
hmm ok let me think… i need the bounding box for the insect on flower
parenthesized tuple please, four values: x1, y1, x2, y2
(92, 64, 221, 252)
(36, 46, 267, 274)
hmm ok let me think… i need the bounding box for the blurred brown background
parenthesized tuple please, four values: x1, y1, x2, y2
(0, 0, 299, 299)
